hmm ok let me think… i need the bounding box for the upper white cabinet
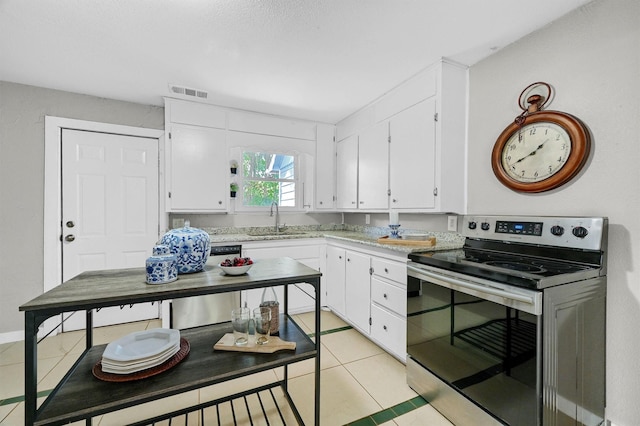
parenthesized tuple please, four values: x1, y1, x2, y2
(166, 124, 228, 212)
(389, 98, 436, 209)
(335, 59, 468, 213)
(315, 124, 336, 210)
(164, 98, 336, 213)
(358, 121, 389, 210)
(336, 134, 359, 209)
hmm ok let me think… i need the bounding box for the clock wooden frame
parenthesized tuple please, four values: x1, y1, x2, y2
(492, 100, 591, 193)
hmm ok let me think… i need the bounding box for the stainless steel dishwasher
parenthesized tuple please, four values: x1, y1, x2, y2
(170, 244, 242, 329)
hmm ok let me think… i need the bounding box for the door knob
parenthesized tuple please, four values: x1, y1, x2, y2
(66, 221, 75, 228)
(64, 234, 75, 242)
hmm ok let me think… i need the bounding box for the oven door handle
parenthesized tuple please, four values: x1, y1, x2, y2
(407, 265, 542, 314)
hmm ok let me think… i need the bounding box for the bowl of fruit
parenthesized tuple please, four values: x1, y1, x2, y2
(219, 257, 254, 275)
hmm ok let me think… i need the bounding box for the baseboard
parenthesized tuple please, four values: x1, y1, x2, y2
(0, 330, 24, 344)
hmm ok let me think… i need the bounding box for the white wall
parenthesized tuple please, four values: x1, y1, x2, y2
(467, 0, 639, 424)
(0, 81, 165, 336)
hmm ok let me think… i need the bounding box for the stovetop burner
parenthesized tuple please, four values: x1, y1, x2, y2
(484, 261, 547, 274)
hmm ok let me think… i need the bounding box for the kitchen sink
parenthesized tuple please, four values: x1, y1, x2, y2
(246, 230, 309, 237)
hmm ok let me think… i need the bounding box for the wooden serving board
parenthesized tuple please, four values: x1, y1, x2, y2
(377, 236, 436, 247)
(213, 333, 296, 353)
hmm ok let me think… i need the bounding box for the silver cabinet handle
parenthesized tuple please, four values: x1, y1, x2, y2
(65, 234, 75, 242)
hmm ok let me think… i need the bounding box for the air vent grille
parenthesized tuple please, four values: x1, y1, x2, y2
(169, 84, 208, 99)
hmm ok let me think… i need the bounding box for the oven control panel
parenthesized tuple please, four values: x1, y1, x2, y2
(463, 215, 607, 251)
(495, 220, 543, 236)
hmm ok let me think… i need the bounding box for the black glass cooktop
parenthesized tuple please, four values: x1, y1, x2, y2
(409, 248, 600, 289)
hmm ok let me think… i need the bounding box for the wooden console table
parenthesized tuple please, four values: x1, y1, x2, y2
(20, 257, 321, 425)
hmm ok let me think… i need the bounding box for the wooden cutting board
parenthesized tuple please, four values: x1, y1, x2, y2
(377, 236, 436, 246)
(213, 333, 296, 353)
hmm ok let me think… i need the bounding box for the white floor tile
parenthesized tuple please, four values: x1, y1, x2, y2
(288, 365, 383, 425)
(344, 352, 418, 408)
(321, 328, 384, 364)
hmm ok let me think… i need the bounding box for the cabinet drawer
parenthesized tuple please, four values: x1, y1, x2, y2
(370, 304, 406, 361)
(371, 257, 406, 284)
(371, 277, 406, 316)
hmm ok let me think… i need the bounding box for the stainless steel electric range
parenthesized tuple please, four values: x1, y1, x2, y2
(406, 215, 607, 426)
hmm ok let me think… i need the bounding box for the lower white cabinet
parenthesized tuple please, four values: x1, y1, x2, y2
(241, 240, 323, 314)
(370, 276, 407, 360)
(325, 241, 408, 361)
(345, 250, 371, 334)
(325, 245, 346, 316)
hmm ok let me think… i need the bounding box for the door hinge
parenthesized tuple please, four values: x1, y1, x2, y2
(388, 135, 391, 143)
(168, 132, 172, 139)
(369, 317, 372, 326)
(387, 189, 391, 196)
(433, 187, 438, 196)
(369, 267, 374, 275)
(168, 191, 172, 198)
(434, 112, 439, 122)
(332, 195, 336, 201)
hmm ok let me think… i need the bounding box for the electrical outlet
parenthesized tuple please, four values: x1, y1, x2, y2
(365, 214, 371, 225)
(172, 218, 185, 229)
(447, 215, 458, 232)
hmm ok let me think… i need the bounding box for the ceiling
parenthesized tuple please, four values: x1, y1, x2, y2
(0, 0, 593, 123)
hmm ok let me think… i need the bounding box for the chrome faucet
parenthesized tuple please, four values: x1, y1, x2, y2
(270, 201, 279, 233)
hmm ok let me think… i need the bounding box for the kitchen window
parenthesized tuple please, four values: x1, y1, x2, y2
(240, 151, 298, 208)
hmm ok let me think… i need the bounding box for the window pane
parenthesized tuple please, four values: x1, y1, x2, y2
(241, 151, 296, 207)
(243, 152, 295, 180)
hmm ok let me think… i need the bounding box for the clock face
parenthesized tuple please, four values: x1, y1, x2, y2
(501, 122, 572, 183)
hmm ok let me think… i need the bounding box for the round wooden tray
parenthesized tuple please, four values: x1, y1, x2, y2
(92, 337, 190, 382)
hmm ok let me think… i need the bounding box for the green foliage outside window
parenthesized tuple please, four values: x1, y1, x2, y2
(242, 151, 295, 207)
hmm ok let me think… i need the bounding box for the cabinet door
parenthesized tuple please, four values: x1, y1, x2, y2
(345, 250, 371, 334)
(325, 246, 346, 316)
(168, 124, 227, 211)
(358, 121, 389, 210)
(336, 135, 358, 209)
(389, 98, 436, 209)
(315, 124, 336, 209)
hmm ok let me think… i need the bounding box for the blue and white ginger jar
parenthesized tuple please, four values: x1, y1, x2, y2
(160, 222, 211, 274)
(146, 244, 178, 284)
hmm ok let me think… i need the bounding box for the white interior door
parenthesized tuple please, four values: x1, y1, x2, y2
(61, 129, 160, 330)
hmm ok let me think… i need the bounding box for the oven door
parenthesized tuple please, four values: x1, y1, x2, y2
(407, 263, 542, 426)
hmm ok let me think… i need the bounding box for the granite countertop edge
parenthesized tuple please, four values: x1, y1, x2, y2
(202, 225, 464, 254)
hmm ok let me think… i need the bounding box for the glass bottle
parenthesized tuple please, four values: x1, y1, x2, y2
(260, 287, 279, 335)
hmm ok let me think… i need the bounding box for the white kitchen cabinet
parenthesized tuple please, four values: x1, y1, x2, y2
(336, 134, 359, 209)
(370, 256, 407, 360)
(166, 123, 227, 212)
(344, 250, 371, 334)
(389, 98, 436, 209)
(325, 241, 408, 361)
(358, 121, 389, 210)
(241, 239, 323, 314)
(335, 59, 467, 213)
(325, 245, 346, 316)
(315, 124, 336, 210)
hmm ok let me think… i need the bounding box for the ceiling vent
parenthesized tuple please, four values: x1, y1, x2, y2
(168, 84, 208, 100)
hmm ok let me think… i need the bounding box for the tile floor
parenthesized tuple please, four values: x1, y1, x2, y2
(0, 310, 453, 425)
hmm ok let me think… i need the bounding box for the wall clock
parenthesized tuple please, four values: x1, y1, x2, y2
(491, 82, 591, 193)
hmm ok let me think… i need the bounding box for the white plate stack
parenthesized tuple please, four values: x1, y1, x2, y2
(101, 329, 181, 374)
